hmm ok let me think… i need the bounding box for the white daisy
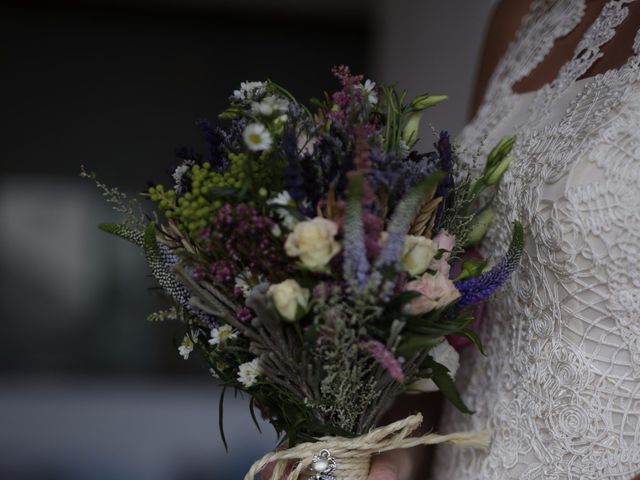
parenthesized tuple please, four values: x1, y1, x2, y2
(243, 123, 273, 152)
(251, 95, 289, 116)
(237, 358, 262, 388)
(172, 160, 193, 193)
(208, 325, 238, 346)
(234, 273, 252, 298)
(361, 79, 378, 106)
(178, 335, 194, 360)
(231, 81, 266, 102)
(267, 191, 298, 230)
(297, 131, 316, 155)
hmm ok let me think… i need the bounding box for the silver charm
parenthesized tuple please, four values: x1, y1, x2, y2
(308, 449, 337, 480)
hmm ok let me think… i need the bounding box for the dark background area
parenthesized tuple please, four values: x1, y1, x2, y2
(0, 1, 492, 478)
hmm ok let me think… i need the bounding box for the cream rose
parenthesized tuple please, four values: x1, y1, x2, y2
(407, 339, 460, 393)
(401, 235, 438, 276)
(267, 279, 310, 322)
(404, 271, 461, 315)
(284, 217, 341, 271)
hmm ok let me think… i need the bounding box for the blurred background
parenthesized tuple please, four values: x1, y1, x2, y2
(0, 1, 494, 478)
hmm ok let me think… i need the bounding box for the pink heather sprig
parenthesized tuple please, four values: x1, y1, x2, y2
(329, 65, 367, 124)
(200, 203, 291, 286)
(210, 260, 234, 283)
(364, 339, 405, 382)
(236, 306, 253, 322)
(331, 65, 364, 91)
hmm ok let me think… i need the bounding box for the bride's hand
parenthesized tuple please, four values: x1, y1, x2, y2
(367, 448, 414, 480)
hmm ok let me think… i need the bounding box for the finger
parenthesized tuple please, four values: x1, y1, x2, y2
(368, 460, 399, 480)
(368, 448, 414, 480)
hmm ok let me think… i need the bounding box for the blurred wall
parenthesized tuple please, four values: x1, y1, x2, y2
(375, 0, 494, 137)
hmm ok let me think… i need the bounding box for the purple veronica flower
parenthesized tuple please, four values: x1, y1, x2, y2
(454, 223, 524, 309)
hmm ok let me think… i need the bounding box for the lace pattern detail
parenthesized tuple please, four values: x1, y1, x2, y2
(432, 1, 640, 478)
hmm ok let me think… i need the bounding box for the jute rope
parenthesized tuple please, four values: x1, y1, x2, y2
(244, 413, 489, 480)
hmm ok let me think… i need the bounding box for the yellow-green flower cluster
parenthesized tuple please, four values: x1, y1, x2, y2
(148, 151, 286, 237)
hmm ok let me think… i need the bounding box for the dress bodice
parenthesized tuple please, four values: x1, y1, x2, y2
(431, 1, 640, 478)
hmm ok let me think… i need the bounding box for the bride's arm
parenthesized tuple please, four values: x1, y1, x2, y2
(469, 0, 532, 119)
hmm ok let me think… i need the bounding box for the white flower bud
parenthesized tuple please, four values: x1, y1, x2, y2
(268, 279, 310, 322)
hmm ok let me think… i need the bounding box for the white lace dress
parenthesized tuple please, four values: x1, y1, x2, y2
(431, 1, 640, 478)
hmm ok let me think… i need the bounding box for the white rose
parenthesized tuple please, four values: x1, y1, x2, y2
(267, 279, 310, 322)
(401, 235, 439, 276)
(284, 217, 341, 271)
(407, 339, 460, 393)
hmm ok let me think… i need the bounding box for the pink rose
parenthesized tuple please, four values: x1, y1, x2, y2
(403, 271, 461, 315)
(430, 230, 456, 275)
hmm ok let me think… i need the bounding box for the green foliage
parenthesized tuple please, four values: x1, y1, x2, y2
(402, 95, 448, 147)
(314, 301, 380, 434)
(98, 223, 143, 246)
(458, 328, 485, 356)
(396, 334, 442, 358)
(146, 308, 178, 322)
(422, 355, 473, 414)
(405, 311, 474, 337)
(80, 165, 145, 228)
(148, 154, 286, 238)
(453, 258, 489, 281)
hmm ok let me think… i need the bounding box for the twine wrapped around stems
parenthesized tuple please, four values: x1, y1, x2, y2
(245, 413, 489, 480)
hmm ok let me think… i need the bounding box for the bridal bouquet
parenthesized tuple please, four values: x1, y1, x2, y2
(84, 66, 521, 480)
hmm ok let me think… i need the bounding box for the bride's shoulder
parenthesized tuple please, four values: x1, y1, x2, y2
(470, 0, 534, 117)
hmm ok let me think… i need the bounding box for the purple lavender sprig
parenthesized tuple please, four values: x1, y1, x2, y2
(281, 128, 307, 202)
(454, 222, 523, 308)
(434, 131, 454, 228)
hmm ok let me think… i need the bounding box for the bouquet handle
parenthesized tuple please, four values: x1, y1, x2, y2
(245, 413, 489, 480)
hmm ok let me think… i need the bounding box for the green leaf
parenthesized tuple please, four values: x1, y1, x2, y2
(249, 397, 263, 434)
(453, 258, 489, 281)
(459, 328, 485, 355)
(219, 386, 229, 452)
(424, 355, 473, 414)
(98, 223, 144, 246)
(406, 313, 474, 337)
(397, 334, 443, 357)
(410, 94, 448, 111)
